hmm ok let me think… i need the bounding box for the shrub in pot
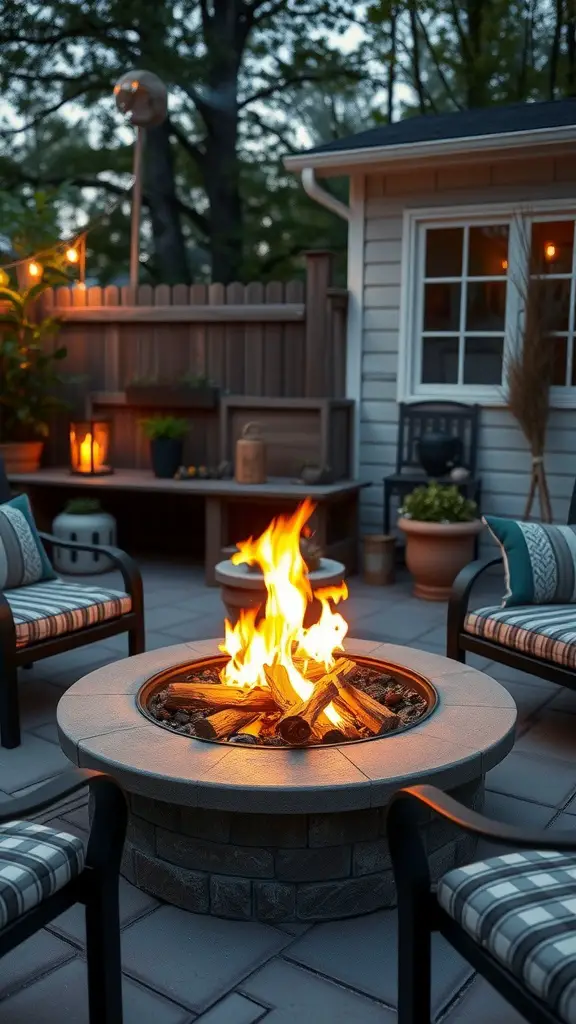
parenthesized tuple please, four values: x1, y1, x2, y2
(0, 280, 68, 472)
(141, 416, 189, 479)
(398, 482, 481, 601)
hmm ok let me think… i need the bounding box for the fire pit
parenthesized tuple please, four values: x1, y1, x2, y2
(140, 653, 434, 746)
(57, 501, 517, 922)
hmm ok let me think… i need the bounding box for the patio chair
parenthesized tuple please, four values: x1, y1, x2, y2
(0, 768, 127, 1023)
(0, 464, 145, 749)
(383, 401, 481, 534)
(447, 478, 576, 693)
(389, 784, 576, 1024)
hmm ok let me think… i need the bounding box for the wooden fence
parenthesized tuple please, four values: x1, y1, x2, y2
(40, 251, 348, 400)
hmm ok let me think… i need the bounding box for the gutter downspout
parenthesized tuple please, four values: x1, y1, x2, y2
(300, 168, 362, 483)
(301, 167, 351, 222)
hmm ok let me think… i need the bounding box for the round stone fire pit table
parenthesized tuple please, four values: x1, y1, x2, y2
(214, 557, 346, 626)
(57, 639, 516, 923)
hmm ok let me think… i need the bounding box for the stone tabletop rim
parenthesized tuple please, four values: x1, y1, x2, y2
(57, 638, 517, 813)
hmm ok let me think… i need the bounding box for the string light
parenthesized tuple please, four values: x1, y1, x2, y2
(28, 260, 43, 278)
(65, 247, 79, 264)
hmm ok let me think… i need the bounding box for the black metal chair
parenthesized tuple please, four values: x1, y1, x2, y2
(0, 769, 127, 1023)
(0, 462, 145, 748)
(389, 785, 576, 1024)
(383, 401, 481, 534)
(447, 480, 576, 693)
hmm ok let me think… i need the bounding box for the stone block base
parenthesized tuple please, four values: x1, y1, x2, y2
(120, 777, 484, 922)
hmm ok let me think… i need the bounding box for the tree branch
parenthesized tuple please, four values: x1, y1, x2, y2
(416, 11, 464, 109)
(168, 118, 206, 166)
(175, 198, 210, 235)
(239, 69, 362, 110)
(3, 83, 105, 134)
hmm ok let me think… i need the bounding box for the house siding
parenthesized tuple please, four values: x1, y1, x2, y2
(357, 153, 576, 537)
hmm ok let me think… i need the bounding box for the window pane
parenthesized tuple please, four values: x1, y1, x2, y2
(466, 281, 507, 331)
(424, 282, 461, 331)
(531, 221, 574, 274)
(533, 278, 571, 332)
(468, 225, 509, 276)
(421, 337, 459, 384)
(425, 228, 463, 277)
(550, 336, 568, 385)
(463, 337, 504, 384)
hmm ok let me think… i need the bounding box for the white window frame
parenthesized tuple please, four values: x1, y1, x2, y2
(397, 198, 576, 408)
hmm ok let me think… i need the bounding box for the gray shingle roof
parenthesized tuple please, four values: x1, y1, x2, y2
(304, 99, 576, 156)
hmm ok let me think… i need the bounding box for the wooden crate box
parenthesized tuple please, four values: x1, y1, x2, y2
(220, 397, 354, 481)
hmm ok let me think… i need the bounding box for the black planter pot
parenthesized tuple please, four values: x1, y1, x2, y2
(150, 438, 184, 479)
(417, 433, 463, 477)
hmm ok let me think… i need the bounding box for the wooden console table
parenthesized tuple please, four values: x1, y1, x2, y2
(8, 469, 366, 585)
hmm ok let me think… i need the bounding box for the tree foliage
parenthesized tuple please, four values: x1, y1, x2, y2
(0, 1, 574, 285)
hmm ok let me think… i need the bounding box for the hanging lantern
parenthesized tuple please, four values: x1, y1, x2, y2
(70, 420, 113, 476)
(113, 69, 168, 127)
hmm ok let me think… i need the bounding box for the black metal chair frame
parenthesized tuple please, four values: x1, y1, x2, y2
(447, 484, 576, 693)
(0, 768, 127, 1024)
(0, 533, 145, 749)
(383, 401, 482, 535)
(388, 785, 576, 1024)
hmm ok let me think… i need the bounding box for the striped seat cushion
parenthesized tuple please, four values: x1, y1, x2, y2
(4, 579, 132, 647)
(465, 605, 576, 669)
(0, 820, 85, 930)
(438, 851, 576, 1024)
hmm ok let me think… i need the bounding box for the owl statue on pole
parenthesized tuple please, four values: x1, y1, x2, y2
(113, 70, 168, 290)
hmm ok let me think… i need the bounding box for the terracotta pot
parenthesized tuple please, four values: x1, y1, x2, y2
(0, 441, 44, 473)
(398, 516, 482, 601)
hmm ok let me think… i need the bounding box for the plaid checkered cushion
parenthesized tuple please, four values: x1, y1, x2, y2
(465, 605, 576, 669)
(0, 820, 85, 930)
(3, 579, 132, 648)
(438, 851, 576, 1024)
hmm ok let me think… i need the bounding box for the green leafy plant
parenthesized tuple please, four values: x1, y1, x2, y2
(399, 483, 478, 524)
(64, 498, 103, 515)
(0, 281, 68, 441)
(140, 416, 189, 440)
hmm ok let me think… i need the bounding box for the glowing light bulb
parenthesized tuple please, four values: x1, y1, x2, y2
(544, 242, 557, 261)
(28, 261, 42, 278)
(501, 259, 508, 271)
(66, 247, 79, 264)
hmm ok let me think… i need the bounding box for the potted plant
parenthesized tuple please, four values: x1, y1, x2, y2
(140, 416, 189, 479)
(398, 482, 482, 601)
(51, 498, 117, 574)
(126, 373, 220, 410)
(0, 280, 67, 472)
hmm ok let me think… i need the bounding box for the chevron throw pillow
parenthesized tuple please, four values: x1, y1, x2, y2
(0, 494, 56, 589)
(484, 515, 576, 606)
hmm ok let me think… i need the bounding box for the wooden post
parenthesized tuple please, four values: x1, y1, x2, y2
(304, 251, 333, 397)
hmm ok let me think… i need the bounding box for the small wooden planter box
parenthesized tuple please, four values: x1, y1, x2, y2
(125, 385, 219, 410)
(220, 396, 354, 481)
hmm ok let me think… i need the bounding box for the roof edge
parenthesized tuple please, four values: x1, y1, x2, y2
(284, 122, 576, 174)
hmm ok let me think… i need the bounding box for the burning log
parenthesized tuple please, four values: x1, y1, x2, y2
(278, 677, 338, 744)
(193, 709, 258, 740)
(164, 683, 276, 714)
(263, 663, 301, 710)
(334, 684, 400, 734)
(236, 716, 265, 738)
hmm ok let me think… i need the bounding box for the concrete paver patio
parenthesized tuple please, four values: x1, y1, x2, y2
(1, 559, 574, 1023)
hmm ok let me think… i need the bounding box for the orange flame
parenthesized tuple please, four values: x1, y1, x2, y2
(220, 499, 348, 724)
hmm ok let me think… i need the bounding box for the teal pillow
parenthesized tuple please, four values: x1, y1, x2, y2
(0, 493, 56, 589)
(484, 514, 576, 606)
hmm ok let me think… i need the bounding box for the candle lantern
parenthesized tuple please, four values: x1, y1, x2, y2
(70, 420, 113, 476)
